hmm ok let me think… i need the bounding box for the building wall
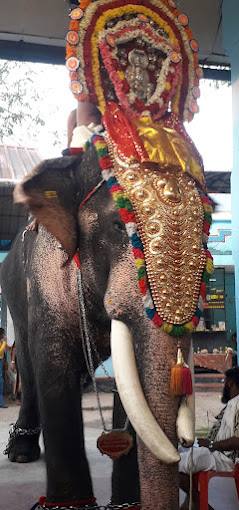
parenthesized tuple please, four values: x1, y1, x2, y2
(207, 193, 236, 342)
(225, 272, 236, 341)
(223, 0, 239, 360)
(208, 219, 232, 266)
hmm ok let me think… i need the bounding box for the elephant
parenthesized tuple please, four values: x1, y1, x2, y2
(0, 145, 195, 510)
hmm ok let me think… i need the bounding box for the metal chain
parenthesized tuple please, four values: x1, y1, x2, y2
(35, 505, 104, 510)
(35, 504, 140, 510)
(22, 228, 28, 275)
(4, 421, 41, 455)
(77, 267, 108, 432)
(77, 267, 129, 433)
(89, 339, 113, 380)
(189, 446, 193, 510)
(106, 504, 141, 509)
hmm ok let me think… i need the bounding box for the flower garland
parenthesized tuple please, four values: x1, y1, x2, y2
(66, 0, 202, 122)
(97, 14, 176, 46)
(149, 0, 199, 120)
(90, 133, 214, 337)
(98, 22, 182, 119)
(89, 2, 181, 114)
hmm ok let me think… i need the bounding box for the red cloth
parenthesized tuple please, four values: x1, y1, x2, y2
(103, 102, 148, 162)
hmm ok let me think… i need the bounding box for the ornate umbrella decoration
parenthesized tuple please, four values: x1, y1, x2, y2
(66, 0, 214, 338)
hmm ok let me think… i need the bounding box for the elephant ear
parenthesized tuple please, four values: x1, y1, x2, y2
(14, 156, 81, 260)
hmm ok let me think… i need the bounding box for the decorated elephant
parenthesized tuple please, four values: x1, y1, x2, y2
(1, 0, 214, 509)
(1, 144, 196, 510)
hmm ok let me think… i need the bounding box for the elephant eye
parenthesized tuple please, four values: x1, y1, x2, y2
(113, 219, 125, 232)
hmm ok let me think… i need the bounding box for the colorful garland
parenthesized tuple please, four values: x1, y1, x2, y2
(98, 22, 182, 119)
(90, 133, 213, 337)
(66, 0, 202, 122)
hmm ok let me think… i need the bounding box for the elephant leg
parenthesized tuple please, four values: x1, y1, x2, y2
(111, 391, 140, 505)
(36, 359, 94, 503)
(7, 324, 41, 463)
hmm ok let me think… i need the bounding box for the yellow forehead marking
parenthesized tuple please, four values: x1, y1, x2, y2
(44, 191, 58, 199)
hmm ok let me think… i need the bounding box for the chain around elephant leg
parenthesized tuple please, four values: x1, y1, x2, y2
(106, 503, 141, 509)
(30, 499, 105, 510)
(31, 498, 141, 510)
(31, 502, 141, 510)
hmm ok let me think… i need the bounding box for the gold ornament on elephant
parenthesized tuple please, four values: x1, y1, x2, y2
(107, 139, 206, 325)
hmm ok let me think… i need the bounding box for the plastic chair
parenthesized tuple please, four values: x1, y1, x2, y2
(193, 464, 239, 510)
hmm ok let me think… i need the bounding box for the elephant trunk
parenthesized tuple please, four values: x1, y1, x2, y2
(111, 319, 191, 510)
(111, 319, 180, 464)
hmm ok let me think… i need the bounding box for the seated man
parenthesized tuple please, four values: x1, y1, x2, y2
(180, 366, 239, 510)
(68, 101, 102, 149)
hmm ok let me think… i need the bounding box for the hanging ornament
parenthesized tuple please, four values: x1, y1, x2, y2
(190, 39, 199, 53)
(170, 344, 193, 397)
(137, 14, 149, 23)
(66, 31, 79, 45)
(178, 14, 189, 27)
(170, 51, 181, 64)
(69, 7, 84, 20)
(192, 86, 200, 99)
(189, 101, 199, 114)
(105, 34, 116, 48)
(97, 430, 134, 460)
(196, 66, 204, 79)
(66, 56, 80, 71)
(70, 81, 83, 95)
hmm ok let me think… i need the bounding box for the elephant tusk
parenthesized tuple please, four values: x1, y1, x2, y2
(176, 340, 195, 447)
(111, 319, 180, 464)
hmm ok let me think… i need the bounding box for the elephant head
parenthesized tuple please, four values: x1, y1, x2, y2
(13, 143, 206, 509)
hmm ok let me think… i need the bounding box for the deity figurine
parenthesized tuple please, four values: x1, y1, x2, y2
(125, 48, 153, 102)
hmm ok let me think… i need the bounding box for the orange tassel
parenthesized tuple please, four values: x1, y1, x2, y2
(170, 345, 193, 397)
(170, 365, 183, 396)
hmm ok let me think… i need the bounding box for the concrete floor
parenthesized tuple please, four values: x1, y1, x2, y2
(0, 392, 112, 510)
(0, 392, 239, 510)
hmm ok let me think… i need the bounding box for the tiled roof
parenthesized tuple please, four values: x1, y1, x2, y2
(205, 171, 231, 194)
(0, 146, 42, 243)
(0, 145, 41, 180)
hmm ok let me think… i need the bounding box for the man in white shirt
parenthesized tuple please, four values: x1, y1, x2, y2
(180, 366, 239, 509)
(68, 101, 102, 149)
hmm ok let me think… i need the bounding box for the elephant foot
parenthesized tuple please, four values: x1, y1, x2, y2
(4, 421, 41, 463)
(32, 497, 103, 510)
(8, 442, 41, 463)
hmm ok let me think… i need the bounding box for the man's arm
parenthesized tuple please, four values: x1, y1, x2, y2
(67, 109, 77, 148)
(198, 436, 239, 452)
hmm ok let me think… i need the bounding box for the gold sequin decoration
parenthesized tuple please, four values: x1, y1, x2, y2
(106, 135, 206, 325)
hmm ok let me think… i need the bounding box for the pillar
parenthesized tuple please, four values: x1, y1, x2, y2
(223, 0, 239, 362)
